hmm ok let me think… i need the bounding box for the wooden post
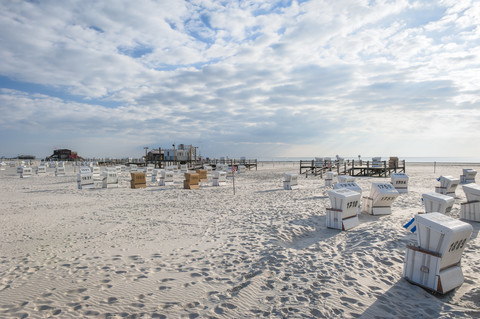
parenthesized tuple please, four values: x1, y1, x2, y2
(173, 144, 176, 164)
(231, 166, 236, 195)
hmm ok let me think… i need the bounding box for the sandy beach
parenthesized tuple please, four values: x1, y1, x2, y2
(1, 162, 480, 318)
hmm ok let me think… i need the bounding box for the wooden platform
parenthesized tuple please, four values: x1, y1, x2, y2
(300, 160, 405, 177)
(347, 160, 405, 177)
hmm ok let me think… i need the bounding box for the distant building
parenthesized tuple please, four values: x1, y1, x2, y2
(163, 144, 198, 162)
(46, 149, 81, 161)
(17, 155, 35, 160)
(147, 149, 164, 162)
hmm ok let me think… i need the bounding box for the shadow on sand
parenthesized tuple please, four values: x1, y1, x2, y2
(359, 278, 480, 318)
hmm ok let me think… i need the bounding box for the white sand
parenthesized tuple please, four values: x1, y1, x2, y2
(1, 162, 480, 318)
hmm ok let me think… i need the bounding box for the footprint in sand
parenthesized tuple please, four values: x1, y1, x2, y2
(214, 306, 224, 315)
(34, 304, 62, 316)
(354, 288, 366, 296)
(185, 301, 200, 309)
(51, 309, 62, 316)
(296, 296, 309, 302)
(135, 294, 148, 301)
(67, 302, 82, 311)
(0, 284, 11, 291)
(35, 305, 53, 311)
(99, 284, 112, 291)
(66, 288, 87, 295)
(160, 278, 175, 282)
(340, 296, 358, 304)
(159, 285, 171, 290)
(184, 281, 198, 287)
(221, 303, 237, 310)
(84, 310, 100, 316)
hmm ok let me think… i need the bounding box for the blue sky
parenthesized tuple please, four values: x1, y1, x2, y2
(1, 0, 479, 159)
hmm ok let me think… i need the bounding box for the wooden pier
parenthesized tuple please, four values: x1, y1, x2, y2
(300, 160, 319, 175)
(81, 158, 258, 171)
(191, 158, 258, 171)
(150, 158, 258, 171)
(300, 159, 405, 177)
(300, 160, 348, 177)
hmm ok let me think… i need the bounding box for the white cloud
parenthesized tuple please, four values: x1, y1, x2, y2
(1, 0, 480, 158)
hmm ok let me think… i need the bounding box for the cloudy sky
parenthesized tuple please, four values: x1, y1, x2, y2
(1, 0, 479, 159)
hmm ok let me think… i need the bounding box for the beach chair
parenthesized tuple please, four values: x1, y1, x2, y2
(283, 173, 298, 190)
(460, 183, 480, 222)
(131, 172, 147, 189)
(196, 169, 208, 183)
(55, 166, 66, 176)
(184, 173, 199, 190)
(460, 169, 476, 184)
(20, 167, 33, 178)
(326, 188, 361, 230)
(213, 171, 227, 186)
(362, 182, 399, 215)
(403, 213, 472, 294)
(391, 173, 409, 193)
(334, 182, 363, 214)
(325, 171, 338, 187)
(103, 168, 119, 188)
(77, 167, 94, 189)
(422, 193, 455, 214)
(338, 175, 355, 183)
(435, 176, 459, 197)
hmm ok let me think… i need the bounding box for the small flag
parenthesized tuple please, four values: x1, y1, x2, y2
(403, 217, 416, 233)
